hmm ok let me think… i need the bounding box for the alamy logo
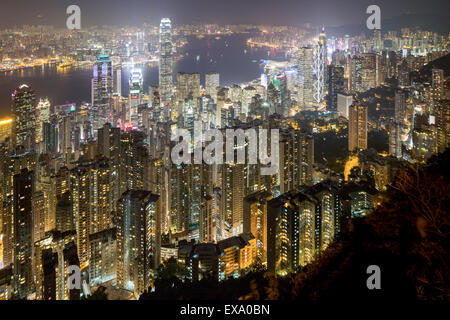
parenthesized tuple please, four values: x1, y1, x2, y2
(366, 265, 381, 289)
(66, 5, 81, 30)
(67, 265, 91, 296)
(366, 5, 381, 30)
(171, 121, 279, 175)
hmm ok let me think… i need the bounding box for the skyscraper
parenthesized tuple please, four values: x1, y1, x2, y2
(35, 98, 50, 145)
(348, 102, 368, 152)
(128, 69, 144, 127)
(92, 55, 113, 111)
(205, 73, 220, 102)
(12, 84, 36, 150)
(13, 168, 33, 299)
(349, 56, 363, 93)
(313, 28, 327, 104)
(435, 100, 450, 153)
(159, 18, 173, 108)
(326, 65, 345, 111)
(395, 90, 407, 124)
(116, 190, 160, 295)
(297, 47, 315, 109)
(176, 72, 201, 112)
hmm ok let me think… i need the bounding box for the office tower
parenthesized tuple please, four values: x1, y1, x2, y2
(297, 46, 315, 109)
(35, 98, 50, 144)
(435, 100, 450, 153)
(349, 56, 363, 93)
(348, 102, 368, 152)
(92, 55, 113, 111)
(205, 73, 220, 102)
(43, 120, 57, 154)
(337, 93, 353, 119)
(278, 129, 314, 194)
(159, 18, 173, 107)
(12, 84, 36, 150)
(128, 69, 144, 127)
(395, 90, 407, 124)
(360, 53, 379, 90)
(326, 65, 345, 111)
(176, 72, 200, 110)
(217, 233, 257, 280)
(389, 122, 402, 158)
(243, 190, 272, 264)
(116, 190, 160, 295)
(313, 28, 326, 104)
(88, 228, 116, 285)
(13, 168, 33, 299)
(34, 230, 79, 300)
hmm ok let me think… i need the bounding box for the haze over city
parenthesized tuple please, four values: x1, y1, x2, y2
(0, 0, 448, 308)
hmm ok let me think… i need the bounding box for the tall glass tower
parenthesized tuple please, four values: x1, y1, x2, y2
(159, 18, 173, 108)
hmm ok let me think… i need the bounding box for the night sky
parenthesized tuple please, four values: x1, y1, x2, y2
(0, 0, 449, 28)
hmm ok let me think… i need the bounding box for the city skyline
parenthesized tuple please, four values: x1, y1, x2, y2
(0, 2, 448, 304)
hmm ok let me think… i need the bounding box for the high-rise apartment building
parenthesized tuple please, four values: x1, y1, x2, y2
(348, 102, 368, 151)
(116, 190, 160, 295)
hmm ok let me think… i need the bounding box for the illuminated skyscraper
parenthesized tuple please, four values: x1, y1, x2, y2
(431, 68, 444, 113)
(243, 190, 272, 264)
(297, 47, 315, 109)
(435, 99, 450, 153)
(360, 53, 379, 90)
(12, 84, 36, 150)
(159, 18, 173, 108)
(116, 190, 160, 295)
(349, 56, 363, 93)
(92, 55, 113, 112)
(389, 122, 402, 158)
(13, 168, 33, 299)
(35, 98, 50, 145)
(128, 69, 144, 127)
(313, 28, 327, 104)
(348, 102, 368, 152)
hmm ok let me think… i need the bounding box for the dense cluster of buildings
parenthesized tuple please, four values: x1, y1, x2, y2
(0, 18, 448, 300)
